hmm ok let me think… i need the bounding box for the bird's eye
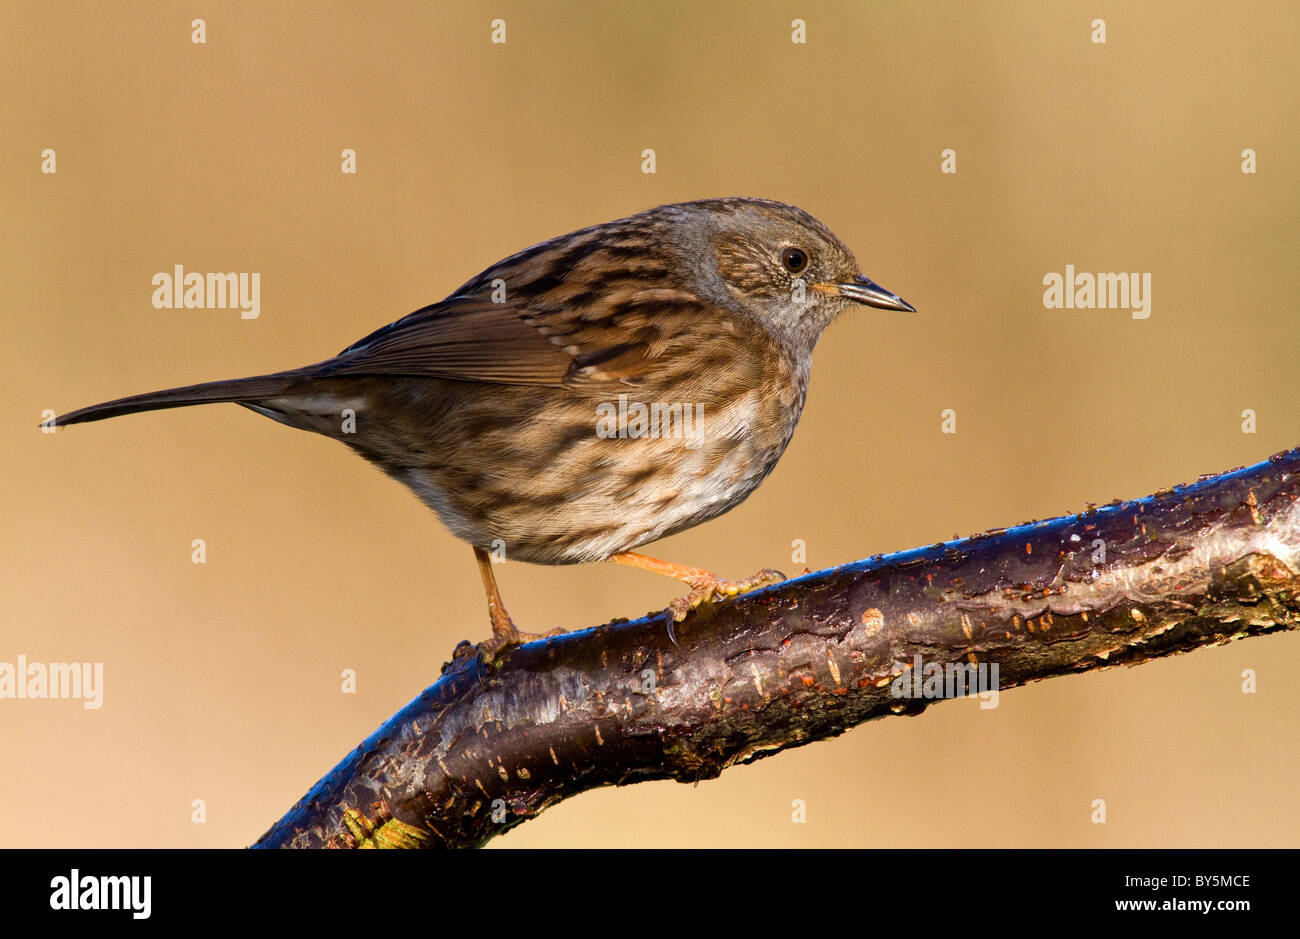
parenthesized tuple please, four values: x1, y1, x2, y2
(780, 246, 809, 274)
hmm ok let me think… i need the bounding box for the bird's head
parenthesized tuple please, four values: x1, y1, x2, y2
(680, 197, 915, 358)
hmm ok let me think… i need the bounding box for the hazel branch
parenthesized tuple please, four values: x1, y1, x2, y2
(253, 447, 1300, 849)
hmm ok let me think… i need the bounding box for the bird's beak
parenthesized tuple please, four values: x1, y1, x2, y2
(827, 274, 916, 312)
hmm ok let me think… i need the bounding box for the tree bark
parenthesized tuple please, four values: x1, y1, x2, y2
(253, 447, 1300, 849)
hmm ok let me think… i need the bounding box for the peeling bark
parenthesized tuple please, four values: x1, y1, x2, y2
(253, 448, 1300, 849)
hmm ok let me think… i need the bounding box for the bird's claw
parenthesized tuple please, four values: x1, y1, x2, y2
(475, 617, 566, 663)
(666, 567, 787, 622)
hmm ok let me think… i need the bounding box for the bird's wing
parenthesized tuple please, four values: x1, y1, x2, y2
(316, 288, 739, 390)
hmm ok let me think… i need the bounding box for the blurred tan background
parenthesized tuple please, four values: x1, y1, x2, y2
(4, 0, 1298, 848)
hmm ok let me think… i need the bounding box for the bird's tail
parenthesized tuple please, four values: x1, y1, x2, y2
(52, 369, 314, 428)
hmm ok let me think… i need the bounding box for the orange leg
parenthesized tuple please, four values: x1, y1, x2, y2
(610, 551, 786, 621)
(474, 547, 562, 659)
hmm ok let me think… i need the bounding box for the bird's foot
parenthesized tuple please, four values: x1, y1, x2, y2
(475, 608, 566, 663)
(471, 545, 564, 663)
(666, 567, 786, 622)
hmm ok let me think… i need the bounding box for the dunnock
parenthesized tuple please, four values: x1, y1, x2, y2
(54, 198, 914, 656)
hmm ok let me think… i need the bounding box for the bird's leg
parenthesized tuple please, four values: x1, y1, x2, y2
(473, 547, 563, 660)
(609, 551, 786, 622)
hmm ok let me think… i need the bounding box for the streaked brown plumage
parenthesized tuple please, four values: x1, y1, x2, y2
(54, 197, 914, 655)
